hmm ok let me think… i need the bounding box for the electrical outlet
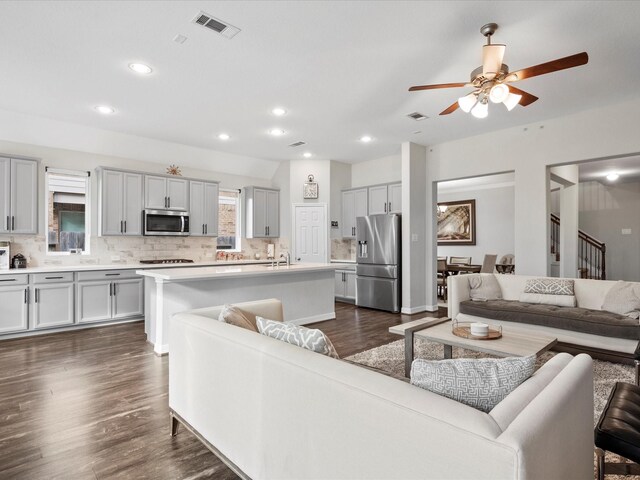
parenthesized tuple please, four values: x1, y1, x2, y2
(622, 228, 632, 235)
(205, 252, 214, 257)
(111, 255, 120, 262)
(411, 234, 418, 242)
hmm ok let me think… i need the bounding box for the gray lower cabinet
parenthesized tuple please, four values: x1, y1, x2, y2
(77, 270, 144, 324)
(334, 269, 356, 302)
(0, 275, 29, 333)
(32, 283, 74, 329)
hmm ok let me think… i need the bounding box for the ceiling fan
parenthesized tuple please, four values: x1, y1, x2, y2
(409, 23, 589, 118)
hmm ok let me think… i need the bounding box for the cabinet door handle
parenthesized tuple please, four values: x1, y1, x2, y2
(112, 283, 116, 296)
(24, 287, 28, 304)
(205, 224, 207, 235)
(0, 278, 16, 282)
(45, 276, 63, 280)
(6, 216, 9, 230)
(11, 216, 15, 230)
(168, 197, 171, 209)
(388, 202, 391, 212)
(120, 220, 123, 233)
(105, 273, 121, 276)
(35, 288, 39, 303)
(124, 221, 127, 233)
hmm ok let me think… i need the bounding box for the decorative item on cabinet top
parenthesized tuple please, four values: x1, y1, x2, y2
(303, 174, 318, 199)
(166, 164, 182, 176)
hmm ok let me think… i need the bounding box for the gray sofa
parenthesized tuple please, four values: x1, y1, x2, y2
(449, 274, 640, 365)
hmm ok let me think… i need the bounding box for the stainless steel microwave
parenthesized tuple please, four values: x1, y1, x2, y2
(143, 209, 190, 236)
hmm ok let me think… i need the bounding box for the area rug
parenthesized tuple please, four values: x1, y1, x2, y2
(345, 339, 638, 480)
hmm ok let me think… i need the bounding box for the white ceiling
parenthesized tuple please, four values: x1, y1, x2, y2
(579, 155, 640, 184)
(1, 1, 640, 165)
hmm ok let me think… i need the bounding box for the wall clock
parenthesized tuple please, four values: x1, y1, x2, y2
(303, 174, 318, 199)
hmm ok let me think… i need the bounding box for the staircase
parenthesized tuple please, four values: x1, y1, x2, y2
(550, 213, 606, 280)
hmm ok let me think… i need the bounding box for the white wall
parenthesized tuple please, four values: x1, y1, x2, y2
(351, 154, 401, 188)
(427, 97, 640, 281)
(579, 180, 640, 281)
(330, 161, 352, 239)
(437, 185, 515, 267)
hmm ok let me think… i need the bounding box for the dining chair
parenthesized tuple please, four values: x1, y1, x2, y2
(437, 258, 448, 299)
(449, 256, 471, 265)
(480, 254, 498, 273)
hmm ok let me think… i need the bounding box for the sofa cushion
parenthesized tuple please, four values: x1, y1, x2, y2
(524, 278, 574, 296)
(218, 305, 258, 332)
(519, 292, 577, 308)
(256, 317, 340, 358)
(459, 299, 639, 340)
(602, 281, 640, 320)
(468, 274, 502, 302)
(410, 355, 535, 413)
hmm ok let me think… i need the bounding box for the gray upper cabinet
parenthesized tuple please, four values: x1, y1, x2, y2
(0, 157, 38, 235)
(244, 186, 279, 238)
(367, 183, 402, 215)
(341, 188, 367, 238)
(144, 175, 189, 210)
(100, 169, 143, 236)
(190, 180, 219, 237)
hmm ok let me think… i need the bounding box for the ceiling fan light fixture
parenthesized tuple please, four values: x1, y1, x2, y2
(458, 93, 477, 113)
(489, 83, 509, 103)
(503, 93, 522, 111)
(471, 100, 488, 119)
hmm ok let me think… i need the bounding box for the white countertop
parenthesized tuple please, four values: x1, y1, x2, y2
(136, 263, 341, 281)
(0, 259, 273, 275)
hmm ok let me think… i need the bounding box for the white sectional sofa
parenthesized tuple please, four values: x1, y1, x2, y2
(169, 299, 594, 480)
(448, 274, 640, 363)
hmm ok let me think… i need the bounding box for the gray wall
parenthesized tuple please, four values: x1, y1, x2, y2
(579, 180, 640, 281)
(437, 185, 515, 267)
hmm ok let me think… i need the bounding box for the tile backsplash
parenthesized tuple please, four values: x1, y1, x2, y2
(1, 235, 290, 267)
(331, 238, 355, 261)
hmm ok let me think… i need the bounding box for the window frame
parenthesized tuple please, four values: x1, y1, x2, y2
(217, 188, 242, 252)
(45, 168, 91, 256)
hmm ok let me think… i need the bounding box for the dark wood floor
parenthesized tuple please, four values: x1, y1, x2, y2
(0, 303, 445, 479)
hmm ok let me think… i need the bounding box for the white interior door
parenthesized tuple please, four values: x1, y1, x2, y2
(294, 204, 327, 263)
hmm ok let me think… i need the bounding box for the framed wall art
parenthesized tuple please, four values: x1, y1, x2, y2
(437, 199, 476, 245)
(303, 174, 318, 199)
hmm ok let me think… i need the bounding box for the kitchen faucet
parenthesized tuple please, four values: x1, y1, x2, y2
(280, 251, 291, 266)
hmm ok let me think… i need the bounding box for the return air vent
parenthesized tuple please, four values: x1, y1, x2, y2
(407, 112, 428, 121)
(288, 141, 306, 147)
(192, 11, 241, 39)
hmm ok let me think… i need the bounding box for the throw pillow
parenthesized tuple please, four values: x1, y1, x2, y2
(524, 278, 574, 296)
(519, 292, 577, 307)
(410, 355, 535, 413)
(256, 317, 340, 359)
(218, 305, 258, 332)
(468, 274, 502, 302)
(602, 281, 640, 319)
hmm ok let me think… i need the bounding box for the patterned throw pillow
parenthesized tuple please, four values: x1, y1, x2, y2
(524, 278, 574, 295)
(468, 274, 503, 302)
(256, 317, 340, 359)
(602, 281, 640, 320)
(410, 355, 535, 413)
(218, 305, 258, 332)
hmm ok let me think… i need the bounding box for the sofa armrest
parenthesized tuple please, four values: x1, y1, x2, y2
(180, 298, 284, 322)
(447, 274, 473, 320)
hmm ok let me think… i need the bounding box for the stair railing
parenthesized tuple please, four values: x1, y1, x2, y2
(550, 213, 606, 280)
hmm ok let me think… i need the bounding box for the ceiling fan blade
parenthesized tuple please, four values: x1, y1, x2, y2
(507, 85, 539, 106)
(409, 83, 467, 92)
(439, 101, 460, 115)
(482, 44, 506, 79)
(505, 52, 588, 82)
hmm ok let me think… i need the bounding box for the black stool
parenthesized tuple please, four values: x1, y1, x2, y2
(594, 374, 640, 479)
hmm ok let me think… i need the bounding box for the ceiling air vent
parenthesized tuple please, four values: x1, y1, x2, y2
(192, 11, 241, 39)
(289, 141, 306, 147)
(407, 112, 428, 121)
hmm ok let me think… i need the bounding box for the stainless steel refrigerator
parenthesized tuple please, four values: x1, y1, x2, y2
(356, 214, 401, 313)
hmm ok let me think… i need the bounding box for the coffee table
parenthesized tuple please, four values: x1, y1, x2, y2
(389, 318, 557, 377)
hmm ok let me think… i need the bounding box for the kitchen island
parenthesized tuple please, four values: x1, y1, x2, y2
(137, 263, 339, 354)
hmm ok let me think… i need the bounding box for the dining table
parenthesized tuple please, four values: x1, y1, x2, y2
(445, 264, 482, 275)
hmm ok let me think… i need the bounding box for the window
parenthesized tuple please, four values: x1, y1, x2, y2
(46, 169, 90, 254)
(217, 189, 241, 251)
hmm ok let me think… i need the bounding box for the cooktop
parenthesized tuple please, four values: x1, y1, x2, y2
(139, 259, 195, 264)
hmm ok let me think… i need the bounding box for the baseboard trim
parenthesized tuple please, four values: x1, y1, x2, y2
(287, 312, 336, 326)
(401, 305, 428, 314)
(0, 317, 143, 342)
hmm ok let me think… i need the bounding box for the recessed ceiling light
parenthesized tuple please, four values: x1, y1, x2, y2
(360, 135, 373, 143)
(94, 105, 115, 115)
(303, 152, 312, 158)
(606, 173, 620, 181)
(129, 63, 153, 75)
(218, 133, 230, 140)
(272, 107, 287, 116)
(269, 128, 285, 136)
